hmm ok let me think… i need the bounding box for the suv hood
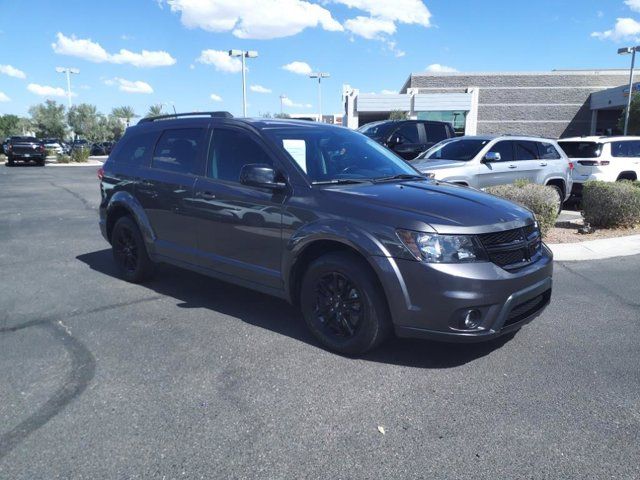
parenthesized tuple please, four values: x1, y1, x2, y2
(324, 181, 533, 234)
(412, 159, 468, 171)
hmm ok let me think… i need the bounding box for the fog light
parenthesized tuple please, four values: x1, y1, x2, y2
(463, 309, 482, 329)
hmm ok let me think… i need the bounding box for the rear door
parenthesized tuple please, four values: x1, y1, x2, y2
(423, 122, 451, 152)
(514, 140, 544, 183)
(388, 122, 423, 160)
(611, 140, 640, 176)
(137, 127, 206, 264)
(476, 140, 521, 187)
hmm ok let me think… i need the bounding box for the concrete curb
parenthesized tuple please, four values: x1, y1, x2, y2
(548, 234, 640, 261)
(45, 160, 104, 167)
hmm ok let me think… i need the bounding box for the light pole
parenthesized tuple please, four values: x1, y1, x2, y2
(309, 72, 330, 122)
(55, 67, 79, 109)
(619, 46, 640, 135)
(279, 94, 287, 115)
(228, 50, 258, 117)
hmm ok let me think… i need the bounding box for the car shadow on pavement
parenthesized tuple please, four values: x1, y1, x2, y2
(77, 249, 512, 369)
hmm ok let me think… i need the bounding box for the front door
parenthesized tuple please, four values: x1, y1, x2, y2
(137, 127, 205, 264)
(192, 126, 285, 289)
(476, 140, 522, 188)
(389, 122, 423, 160)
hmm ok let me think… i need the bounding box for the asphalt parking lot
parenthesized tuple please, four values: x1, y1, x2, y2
(1, 164, 639, 479)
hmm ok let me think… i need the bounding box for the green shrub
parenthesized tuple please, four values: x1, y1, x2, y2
(56, 154, 71, 164)
(582, 180, 640, 228)
(46, 148, 57, 157)
(71, 148, 90, 163)
(485, 182, 559, 236)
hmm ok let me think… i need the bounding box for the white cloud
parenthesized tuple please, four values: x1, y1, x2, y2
(0, 64, 26, 79)
(336, 0, 432, 27)
(344, 16, 395, 39)
(425, 63, 458, 73)
(282, 97, 312, 108)
(592, 17, 640, 41)
(197, 49, 243, 73)
(282, 61, 312, 75)
(165, 0, 343, 39)
(380, 89, 397, 94)
(625, 0, 640, 12)
(27, 83, 70, 97)
(0, 92, 10, 102)
(52, 32, 176, 67)
(250, 84, 272, 93)
(210, 93, 223, 102)
(105, 78, 154, 94)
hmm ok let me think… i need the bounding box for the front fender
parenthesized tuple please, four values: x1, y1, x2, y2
(106, 191, 156, 251)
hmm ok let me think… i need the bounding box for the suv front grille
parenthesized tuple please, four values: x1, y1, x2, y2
(478, 224, 542, 271)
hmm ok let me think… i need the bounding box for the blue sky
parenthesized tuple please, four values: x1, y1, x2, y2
(1, 0, 639, 119)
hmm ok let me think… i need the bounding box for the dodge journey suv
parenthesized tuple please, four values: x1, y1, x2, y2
(99, 112, 553, 355)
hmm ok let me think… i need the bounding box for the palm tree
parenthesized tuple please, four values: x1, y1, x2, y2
(146, 104, 164, 118)
(111, 106, 139, 127)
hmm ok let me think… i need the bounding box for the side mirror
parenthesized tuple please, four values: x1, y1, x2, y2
(240, 164, 286, 190)
(483, 151, 501, 162)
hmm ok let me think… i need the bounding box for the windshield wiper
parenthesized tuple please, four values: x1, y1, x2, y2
(372, 173, 426, 183)
(312, 178, 372, 185)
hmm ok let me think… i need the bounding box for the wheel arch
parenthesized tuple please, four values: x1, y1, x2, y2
(105, 191, 156, 249)
(617, 171, 638, 181)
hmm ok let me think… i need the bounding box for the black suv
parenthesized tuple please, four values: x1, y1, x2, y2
(358, 120, 455, 160)
(99, 112, 553, 355)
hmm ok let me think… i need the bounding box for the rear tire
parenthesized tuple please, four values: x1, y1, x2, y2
(111, 216, 155, 283)
(300, 252, 391, 355)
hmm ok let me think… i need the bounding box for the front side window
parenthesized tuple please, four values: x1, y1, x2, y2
(538, 142, 561, 160)
(424, 139, 490, 161)
(515, 141, 539, 161)
(487, 141, 515, 162)
(208, 128, 273, 182)
(393, 123, 420, 144)
(151, 128, 204, 174)
(114, 131, 157, 164)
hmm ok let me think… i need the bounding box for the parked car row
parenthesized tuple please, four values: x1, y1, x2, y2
(359, 119, 640, 209)
(2, 136, 118, 166)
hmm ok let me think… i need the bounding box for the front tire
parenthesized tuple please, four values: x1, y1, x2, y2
(111, 216, 155, 283)
(300, 252, 391, 355)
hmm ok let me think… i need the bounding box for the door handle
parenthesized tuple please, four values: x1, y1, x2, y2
(196, 191, 216, 200)
(508, 164, 517, 169)
(539, 162, 548, 166)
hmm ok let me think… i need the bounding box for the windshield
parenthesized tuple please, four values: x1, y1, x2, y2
(557, 141, 602, 158)
(420, 138, 490, 161)
(357, 122, 390, 138)
(265, 126, 419, 183)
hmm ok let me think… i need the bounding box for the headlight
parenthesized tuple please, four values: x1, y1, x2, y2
(397, 229, 486, 263)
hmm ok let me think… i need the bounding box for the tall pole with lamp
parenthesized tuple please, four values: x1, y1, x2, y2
(309, 72, 330, 122)
(618, 46, 640, 135)
(228, 50, 258, 117)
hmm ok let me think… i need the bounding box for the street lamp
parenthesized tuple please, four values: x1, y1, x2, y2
(309, 72, 330, 122)
(279, 94, 287, 115)
(618, 46, 640, 135)
(228, 50, 258, 117)
(55, 67, 79, 109)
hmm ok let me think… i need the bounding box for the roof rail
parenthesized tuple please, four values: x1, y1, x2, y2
(138, 111, 233, 123)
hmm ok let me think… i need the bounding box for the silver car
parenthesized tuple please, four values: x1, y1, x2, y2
(412, 135, 573, 207)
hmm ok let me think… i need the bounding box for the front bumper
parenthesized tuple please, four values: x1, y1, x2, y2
(372, 245, 553, 342)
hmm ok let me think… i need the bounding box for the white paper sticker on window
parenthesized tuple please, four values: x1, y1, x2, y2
(282, 139, 307, 172)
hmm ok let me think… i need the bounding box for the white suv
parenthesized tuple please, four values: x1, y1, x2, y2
(412, 136, 573, 207)
(557, 136, 640, 197)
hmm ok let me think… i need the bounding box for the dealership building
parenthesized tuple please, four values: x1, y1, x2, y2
(342, 69, 634, 138)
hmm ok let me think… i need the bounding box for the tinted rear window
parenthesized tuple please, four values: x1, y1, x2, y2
(424, 123, 449, 142)
(538, 142, 561, 160)
(113, 131, 157, 164)
(611, 141, 640, 157)
(558, 142, 602, 158)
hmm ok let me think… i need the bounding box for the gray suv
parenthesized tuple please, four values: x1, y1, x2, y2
(99, 113, 553, 355)
(413, 136, 573, 209)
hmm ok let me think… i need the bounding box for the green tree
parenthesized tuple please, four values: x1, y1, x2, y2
(0, 114, 22, 138)
(112, 106, 138, 126)
(67, 103, 100, 140)
(146, 104, 164, 117)
(28, 100, 67, 139)
(619, 92, 640, 135)
(388, 110, 408, 120)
